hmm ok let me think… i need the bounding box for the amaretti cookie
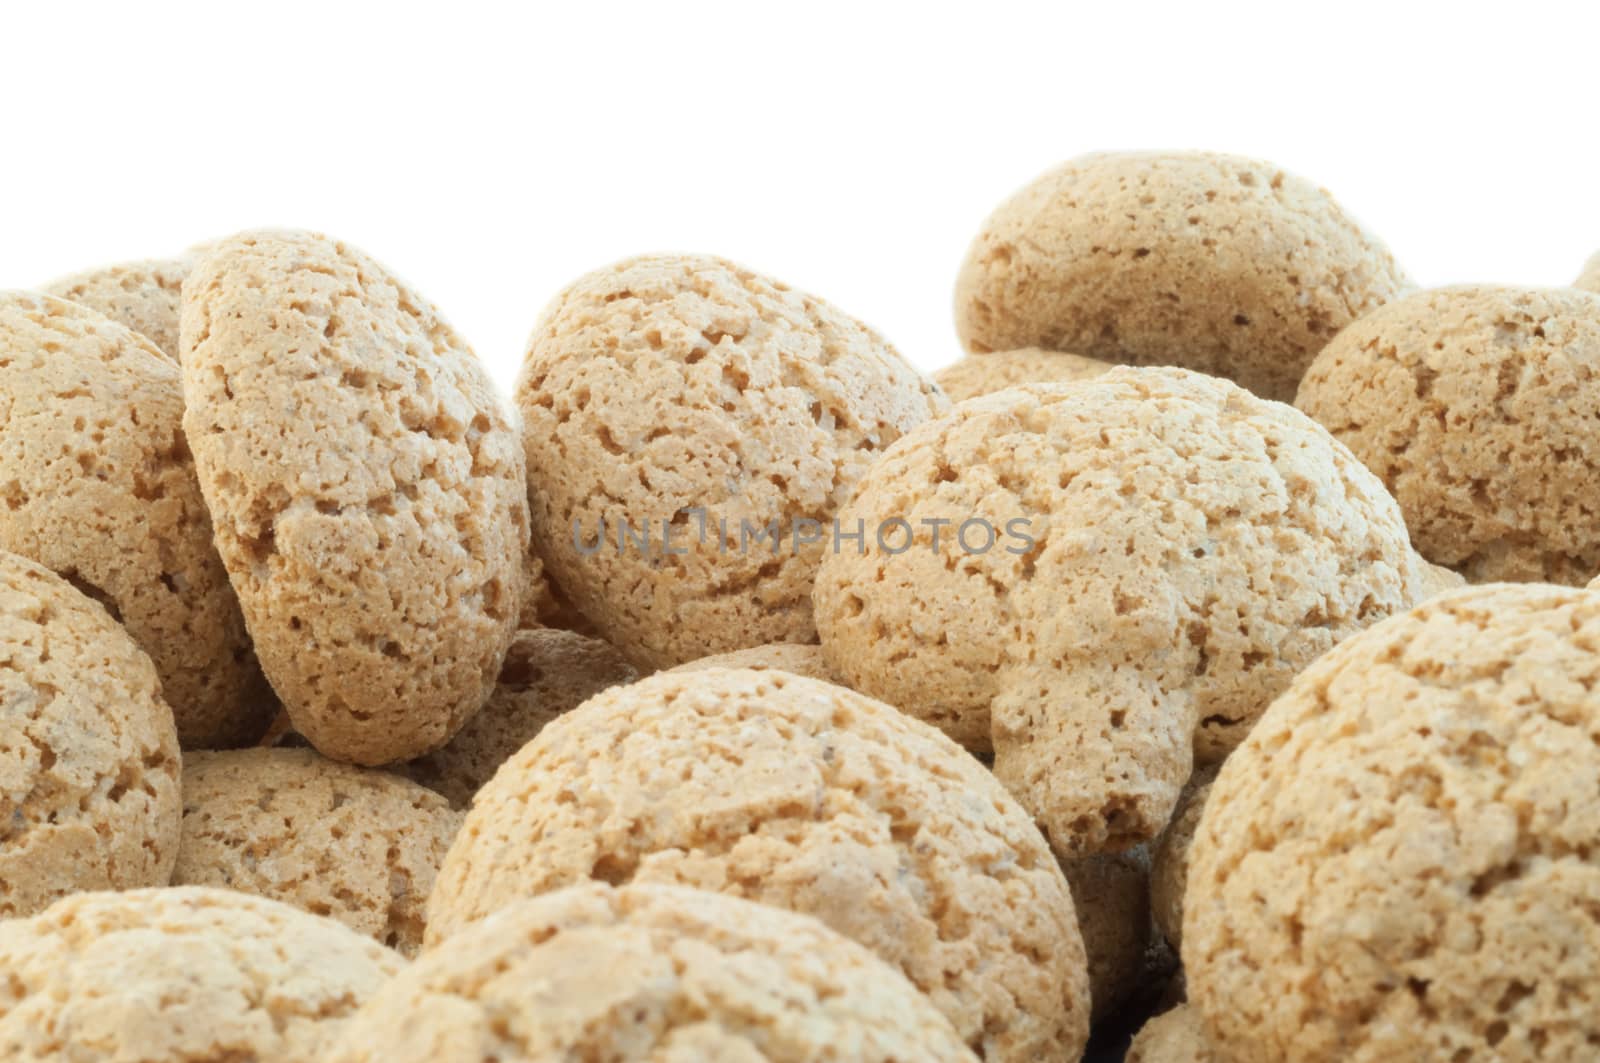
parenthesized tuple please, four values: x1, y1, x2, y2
(1577, 251, 1600, 294)
(0, 886, 400, 1062)
(1185, 584, 1600, 1062)
(1126, 1005, 1219, 1063)
(1150, 764, 1218, 950)
(954, 151, 1410, 401)
(934, 346, 1110, 402)
(664, 640, 841, 683)
(515, 254, 947, 670)
(0, 292, 272, 748)
(1297, 285, 1600, 584)
(1063, 844, 1174, 1023)
(330, 883, 977, 1063)
(814, 369, 1446, 855)
(173, 746, 460, 954)
(42, 256, 191, 360)
(180, 230, 529, 764)
(427, 668, 1090, 1063)
(0, 550, 180, 915)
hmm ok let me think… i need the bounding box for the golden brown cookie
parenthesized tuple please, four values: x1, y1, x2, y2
(814, 369, 1442, 855)
(173, 747, 460, 954)
(427, 668, 1089, 1063)
(934, 346, 1110, 402)
(330, 883, 977, 1062)
(0, 292, 272, 748)
(1126, 1005, 1220, 1063)
(1577, 251, 1600, 294)
(1150, 764, 1219, 950)
(0, 886, 401, 1062)
(954, 151, 1410, 401)
(181, 230, 529, 765)
(42, 256, 191, 360)
(1062, 844, 1174, 1023)
(0, 550, 180, 915)
(1297, 285, 1600, 585)
(665, 640, 840, 683)
(515, 254, 947, 670)
(1185, 583, 1600, 1062)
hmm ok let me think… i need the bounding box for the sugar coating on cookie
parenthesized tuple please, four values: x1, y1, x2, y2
(1185, 584, 1600, 1062)
(0, 551, 180, 916)
(1150, 764, 1218, 950)
(1577, 251, 1600, 294)
(664, 641, 841, 683)
(0, 292, 272, 748)
(1297, 285, 1600, 585)
(815, 369, 1441, 855)
(954, 151, 1410, 401)
(180, 230, 529, 765)
(42, 256, 191, 360)
(1126, 1005, 1219, 1063)
(0, 886, 401, 1062)
(1062, 844, 1173, 1023)
(515, 254, 947, 670)
(934, 346, 1110, 403)
(330, 883, 977, 1063)
(428, 668, 1089, 1063)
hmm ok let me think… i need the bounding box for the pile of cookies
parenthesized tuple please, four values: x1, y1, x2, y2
(0, 150, 1596, 1062)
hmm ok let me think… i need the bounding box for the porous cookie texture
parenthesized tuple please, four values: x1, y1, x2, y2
(331, 883, 977, 1063)
(954, 151, 1409, 401)
(1126, 1005, 1219, 1063)
(1185, 584, 1600, 1062)
(814, 369, 1441, 855)
(0, 886, 401, 1062)
(1296, 285, 1600, 585)
(43, 256, 191, 359)
(0, 292, 272, 748)
(402, 628, 638, 808)
(1577, 251, 1600, 294)
(934, 346, 1110, 402)
(1151, 764, 1219, 950)
(665, 640, 841, 684)
(1062, 844, 1173, 1023)
(427, 668, 1090, 1063)
(181, 230, 529, 765)
(0, 551, 180, 916)
(515, 253, 947, 670)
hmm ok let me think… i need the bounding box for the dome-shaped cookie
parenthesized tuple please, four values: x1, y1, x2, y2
(1127, 1005, 1219, 1063)
(934, 347, 1110, 402)
(515, 254, 948, 670)
(1577, 251, 1600, 294)
(42, 256, 191, 360)
(1297, 285, 1600, 584)
(427, 668, 1089, 1063)
(1185, 584, 1600, 1062)
(180, 230, 529, 765)
(0, 550, 180, 915)
(173, 746, 460, 954)
(402, 628, 638, 807)
(1150, 764, 1218, 950)
(331, 883, 976, 1062)
(954, 152, 1410, 401)
(0, 292, 272, 748)
(0, 886, 400, 1062)
(665, 640, 840, 683)
(1063, 844, 1174, 1023)
(814, 369, 1444, 855)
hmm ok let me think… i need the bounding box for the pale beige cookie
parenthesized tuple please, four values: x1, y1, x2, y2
(1062, 844, 1174, 1023)
(0, 886, 401, 1062)
(1185, 583, 1600, 1062)
(1151, 764, 1219, 950)
(515, 254, 947, 670)
(173, 747, 460, 954)
(402, 628, 638, 807)
(42, 256, 191, 360)
(331, 883, 976, 1062)
(1577, 251, 1600, 294)
(0, 292, 273, 748)
(1126, 1005, 1221, 1063)
(955, 151, 1410, 401)
(1297, 285, 1600, 585)
(665, 640, 840, 683)
(934, 346, 1110, 402)
(814, 369, 1441, 855)
(181, 230, 529, 765)
(0, 551, 180, 916)
(427, 668, 1089, 1063)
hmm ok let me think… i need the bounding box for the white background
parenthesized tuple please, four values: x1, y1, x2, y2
(2, 1, 1596, 390)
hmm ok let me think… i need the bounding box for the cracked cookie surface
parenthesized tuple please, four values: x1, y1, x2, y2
(43, 257, 192, 360)
(934, 347, 1110, 402)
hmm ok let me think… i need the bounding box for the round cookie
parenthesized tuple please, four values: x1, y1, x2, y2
(665, 640, 841, 683)
(1062, 844, 1174, 1023)
(42, 256, 192, 361)
(330, 883, 976, 1063)
(0, 291, 272, 748)
(954, 151, 1410, 401)
(1297, 285, 1600, 584)
(0, 550, 180, 915)
(934, 346, 1110, 402)
(814, 369, 1443, 855)
(402, 628, 638, 808)
(0, 886, 400, 1062)
(1577, 251, 1600, 294)
(1150, 764, 1219, 950)
(173, 746, 461, 955)
(427, 668, 1090, 1063)
(515, 253, 947, 670)
(1127, 1005, 1220, 1063)
(1185, 584, 1600, 1062)
(180, 230, 529, 765)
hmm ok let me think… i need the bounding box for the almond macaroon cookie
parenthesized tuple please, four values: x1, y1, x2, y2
(330, 883, 977, 1063)
(1126, 1005, 1220, 1063)
(954, 151, 1410, 401)
(934, 347, 1110, 402)
(1298, 285, 1600, 584)
(0, 292, 272, 748)
(0, 550, 180, 916)
(181, 230, 529, 765)
(42, 256, 191, 360)
(1576, 251, 1600, 294)
(1185, 584, 1600, 1062)
(515, 254, 947, 670)
(427, 668, 1090, 1063)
